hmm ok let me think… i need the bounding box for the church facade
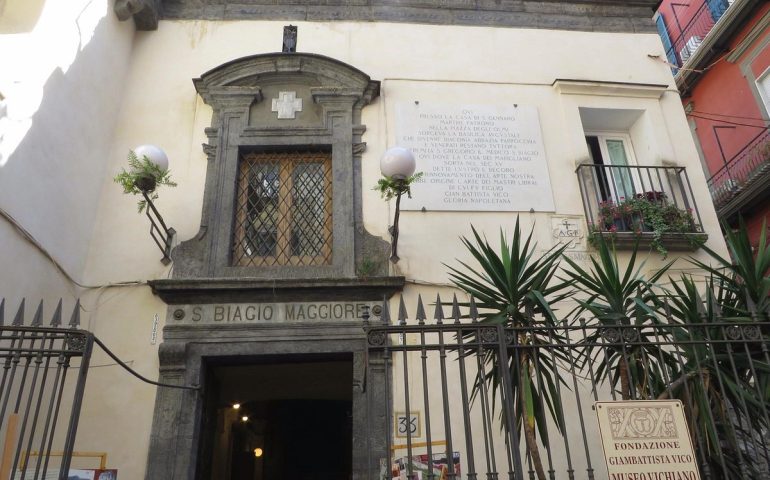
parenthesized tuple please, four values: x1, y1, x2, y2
(0, 0, 729, 478)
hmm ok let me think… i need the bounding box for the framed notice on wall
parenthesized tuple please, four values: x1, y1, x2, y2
(595, 400, 701, 480)
(395, 102, 555, 212)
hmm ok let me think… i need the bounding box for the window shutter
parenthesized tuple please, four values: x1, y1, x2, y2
(655, 14, 679, 73)
(706, 0, 729, 22)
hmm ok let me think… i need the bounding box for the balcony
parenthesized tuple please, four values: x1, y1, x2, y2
(577, 164, 707, 254)
(658, 0, 762, 93)
(661, 0, 729, 71)
(708, 129, 770, 220)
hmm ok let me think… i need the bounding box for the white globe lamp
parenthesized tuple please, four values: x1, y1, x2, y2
(133, 144, 169, 172)
(380, 147, 415, 180)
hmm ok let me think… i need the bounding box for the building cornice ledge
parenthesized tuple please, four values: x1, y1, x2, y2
(148, 276, 406, 304)
(553, 79, 668, 98)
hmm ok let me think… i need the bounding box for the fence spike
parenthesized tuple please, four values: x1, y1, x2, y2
(380, 297, 391, 325)
(662, 297, 674, 323)
(746, 293, 757, 317)
(709, 289, 723, 318)
(0, 298, 4, 326)
(69, 299, 81, 328)
(451, 294, 461, 324)
(50, 299, 63, 327)
(694, 292, 707, 317)
(398, 295, 408, 326)
(415, 295, 426, 325)
(434, 294, 444, 324)
(31, 300, 43, 326)
(469, 296, 479, 323)
(12, 298, 25, 326)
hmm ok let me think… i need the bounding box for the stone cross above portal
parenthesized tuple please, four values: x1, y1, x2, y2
(271, 91, 303, 119)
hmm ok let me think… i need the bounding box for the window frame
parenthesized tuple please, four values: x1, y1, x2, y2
(232, 150, 333, 267)
(174, 53, 380, 280)
(756, 65, 770, 114)
(585, 132, 642, 202)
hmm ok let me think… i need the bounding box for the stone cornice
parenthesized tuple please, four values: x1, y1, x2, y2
(157, 1, 658, 33)
(553, 79, 668, 98)
(148, 276, 406, 304)
(193, 53, 379, 108)
(726, 7, 770, 63)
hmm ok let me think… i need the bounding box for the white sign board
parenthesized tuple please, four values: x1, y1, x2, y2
(596, 400, 701, 480)
(395, 103, 554, 212)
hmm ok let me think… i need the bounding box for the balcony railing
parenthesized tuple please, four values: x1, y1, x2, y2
(661, 0, 731, 69)
(708, 128, 770, 212)
(577, 164, 706, 251)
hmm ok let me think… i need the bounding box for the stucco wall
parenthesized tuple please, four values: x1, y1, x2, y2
(685, 3, 770, 176)
(0, 0, 135, 300)
(0, 14, 733, 479)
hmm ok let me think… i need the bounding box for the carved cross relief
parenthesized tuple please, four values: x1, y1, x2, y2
(271, 91, 303, 119)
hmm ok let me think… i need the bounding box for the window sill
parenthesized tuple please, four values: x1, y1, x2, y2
(589, 232, 708, 252)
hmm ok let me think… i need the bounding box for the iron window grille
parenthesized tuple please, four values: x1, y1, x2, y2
(232, 150, 333, 267)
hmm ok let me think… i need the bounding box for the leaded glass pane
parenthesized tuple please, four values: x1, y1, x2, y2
(233, 151, 332, 266)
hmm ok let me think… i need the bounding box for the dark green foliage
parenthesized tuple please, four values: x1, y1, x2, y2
(561, 233, 675, 400)
(446, 217, 572, 480)
(373, 172, 424, 201)
(113, 150, 177, 213)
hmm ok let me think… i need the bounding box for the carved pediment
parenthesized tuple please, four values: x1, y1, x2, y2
(193, 53, 380, 109)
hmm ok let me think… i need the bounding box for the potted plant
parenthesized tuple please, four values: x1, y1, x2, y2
(589, 191, 703, 257)
(114, 147, 176, 213)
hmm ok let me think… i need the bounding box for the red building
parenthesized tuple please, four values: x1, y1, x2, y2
(655, 0, 770, 243)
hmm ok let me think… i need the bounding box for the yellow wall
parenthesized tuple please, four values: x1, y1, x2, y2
(1, 14, 729, 478)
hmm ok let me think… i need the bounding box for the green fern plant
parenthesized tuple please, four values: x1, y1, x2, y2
(373, 172, 423, 200)
(113, 150, 176, 213)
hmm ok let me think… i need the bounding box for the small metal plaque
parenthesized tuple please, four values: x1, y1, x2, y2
(395, 412, 421, 438)
(595, 400, 701, 479)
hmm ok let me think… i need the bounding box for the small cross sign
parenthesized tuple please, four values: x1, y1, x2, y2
(271, 91, 303, 119)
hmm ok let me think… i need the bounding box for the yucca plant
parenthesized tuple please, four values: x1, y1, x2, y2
(692, 218, 770, 317)
(561, 234, 676, 400)
(446, 217, 572, 480)
(662, 274, 768, 478)
(660, 219, 770, 477)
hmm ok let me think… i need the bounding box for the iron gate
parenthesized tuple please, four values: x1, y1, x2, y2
(364, 294, 770, 480)
(0, 299, 92, 480)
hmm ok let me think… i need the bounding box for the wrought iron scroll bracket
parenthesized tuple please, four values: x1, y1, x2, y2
(141, 190, 176, 265)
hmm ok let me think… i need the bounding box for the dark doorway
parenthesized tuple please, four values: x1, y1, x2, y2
(200, 356, 353, 480)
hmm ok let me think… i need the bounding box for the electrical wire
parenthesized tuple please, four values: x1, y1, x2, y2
(691, 110, 770, 122)
(0, 205, 146, 290)
(648, 49, 731, 74)
(688, 113, 770, 129)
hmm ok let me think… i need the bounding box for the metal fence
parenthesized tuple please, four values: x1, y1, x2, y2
(707, 129, 770, 209)
(0, 299, 92, 480)
(365, 294, 770, 480)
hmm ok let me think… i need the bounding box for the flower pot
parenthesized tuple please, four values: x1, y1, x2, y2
(629, 214, 652, 233)
(133, 175, 157, 193)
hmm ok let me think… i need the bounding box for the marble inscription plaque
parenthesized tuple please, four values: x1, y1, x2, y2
(170, 302, 376, 324)
(396, 103, 555, 212)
